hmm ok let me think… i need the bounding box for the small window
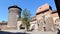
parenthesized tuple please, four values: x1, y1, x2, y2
(55, 18, 60, 23)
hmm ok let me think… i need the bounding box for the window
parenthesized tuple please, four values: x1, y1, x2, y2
(55, 18, 60, 23)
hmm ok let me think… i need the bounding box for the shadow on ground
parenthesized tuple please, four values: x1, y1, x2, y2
(57, 30, 60, 34)
(0, 31, 29, 34)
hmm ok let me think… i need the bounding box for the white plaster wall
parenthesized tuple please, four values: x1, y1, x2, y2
(17, 21, 22, 30)
(30, 21, 38, 30)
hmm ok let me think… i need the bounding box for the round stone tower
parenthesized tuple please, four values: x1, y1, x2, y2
(8, 5, 22, 28)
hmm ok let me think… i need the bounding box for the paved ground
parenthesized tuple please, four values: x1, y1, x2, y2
(1, 30, 25, 33)
(0, 30, 60, 34)
(0, 30, 28, 34)
(31, 31, 57, 34)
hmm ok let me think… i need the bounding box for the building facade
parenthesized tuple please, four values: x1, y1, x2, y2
(36, 4, 55, 31)
(30, 16, 38, 30)
(30, 4, 59, 32)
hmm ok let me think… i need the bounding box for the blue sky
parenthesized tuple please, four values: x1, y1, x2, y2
(0, 0, 56, 22)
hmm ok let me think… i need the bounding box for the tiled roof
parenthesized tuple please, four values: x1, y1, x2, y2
(51, 10, 57, 14)
(36, 4, 51, 14)
(30, 16, 36, 22)
(0, 22, 7, 25)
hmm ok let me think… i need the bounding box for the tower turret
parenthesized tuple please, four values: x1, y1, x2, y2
(8, 5, 22, 28)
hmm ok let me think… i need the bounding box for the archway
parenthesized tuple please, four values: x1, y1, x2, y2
(19, 24, 25, 29)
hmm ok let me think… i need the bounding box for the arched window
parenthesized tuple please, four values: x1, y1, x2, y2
(55, 18, 60, 26)
(55, 18, 60, 23)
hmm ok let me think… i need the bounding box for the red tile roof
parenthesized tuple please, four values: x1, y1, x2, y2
(0, 22, 7, 25)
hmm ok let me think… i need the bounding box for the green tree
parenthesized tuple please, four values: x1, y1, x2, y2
(2, 20, 5, 22)
(21, 9, 31, 31)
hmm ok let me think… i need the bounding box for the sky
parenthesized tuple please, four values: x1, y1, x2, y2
(0, 0, 56, 22)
